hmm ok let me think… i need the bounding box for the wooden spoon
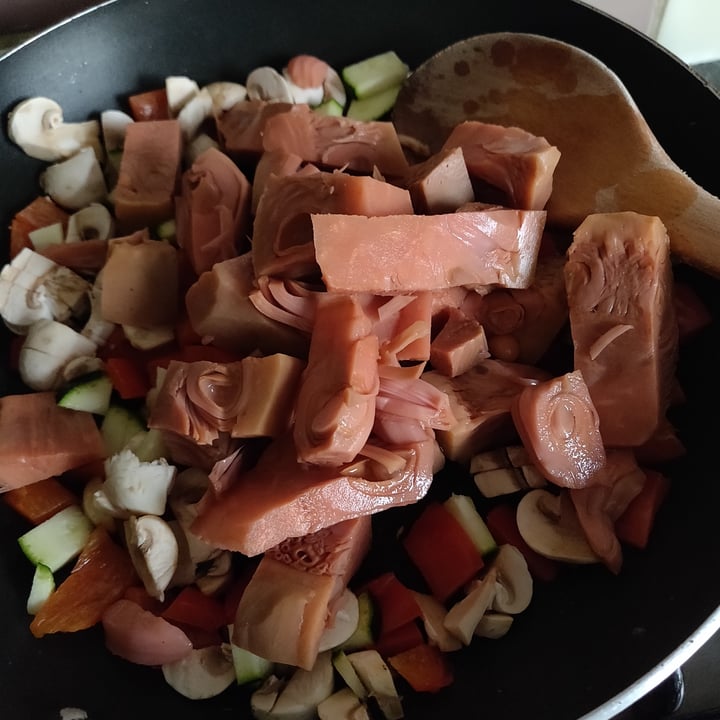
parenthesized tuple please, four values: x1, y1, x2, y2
(393, 32, 720, 276)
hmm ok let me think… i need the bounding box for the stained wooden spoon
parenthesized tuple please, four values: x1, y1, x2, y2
(393, 32, 720, 276)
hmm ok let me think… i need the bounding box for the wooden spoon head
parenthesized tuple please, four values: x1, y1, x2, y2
(393, 32, 658, 227)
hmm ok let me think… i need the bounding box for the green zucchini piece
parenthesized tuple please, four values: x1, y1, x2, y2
(230, 638, 273, 685)
(314, 98, 345, 117)
(27, 563, 55, 615)
(101, 404, 146, 455)
(339, 590, 374, 651)
(18, 505, 93, 572)
(58, 372, 113, 415)
(444, 493, 498, 557)
(342, 51, 409, 99)
(346, 84, 401, 122)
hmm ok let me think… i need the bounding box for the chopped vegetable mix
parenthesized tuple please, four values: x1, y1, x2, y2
(0, 39, 692, 717)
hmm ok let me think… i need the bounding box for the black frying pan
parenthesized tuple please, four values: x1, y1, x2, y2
(1, 1, 720, 718)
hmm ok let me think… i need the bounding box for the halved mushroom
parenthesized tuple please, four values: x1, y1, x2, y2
(246, 67, 295, 103)
(491, 544, 533, 614)
(474, 612, 514, 640)
(82, 477, 118, 532)
(124, 514, 179, 601)
(516, 488, 600, 564)
(161, 644, 235, 700)
(65, 203, 115, 243)
(8, 97, 101, 162)
(81, 270, 116, 346)
(176, 88, 213, 141)
(196, 550, 234, 595)
(204, 81, 248, 113)
(100, 109, 134, 153)
(40, 147, 108, 210)
(122, 323, 175, 351)
(411, 590, 462, 652)
(317, 589, 360, 652)
(165, 76, 200, 116)
(443, 567, 497, 645)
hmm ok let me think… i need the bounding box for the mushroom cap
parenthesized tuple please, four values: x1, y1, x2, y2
(125, 514, 179, 601)
(491, 544, 533, 614)
(8, 96, 100, 162)
(516, 489, 599, 564)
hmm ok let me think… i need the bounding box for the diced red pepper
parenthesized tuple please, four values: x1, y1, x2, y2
(162, 585, 227, 633)
(105, 356, 152, 400)
(615, 470, 671, 550)
(485, 503, 560, 583)
(402, 502, 484, 602)
(674, 281, 712, 343)
(128, 88, 170, 121)
(221, 563, 257, 625)
(374, 619, 425, 658)
(30, 527, 137, 638)
(3, 477, 78, 525)
(364, 571, 422, 636)
(9, 196, 69, 259)
(388, 642, 454, 693)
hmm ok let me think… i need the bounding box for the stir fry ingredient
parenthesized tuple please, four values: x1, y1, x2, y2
(1, 43, 710, 719)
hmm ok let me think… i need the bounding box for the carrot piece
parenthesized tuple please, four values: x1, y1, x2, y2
(364, 571, 422, 636)
(485, 503, 560, 583)
(388, 642, 454, 693)
(105, 356, 151, 400)
(374, 620, 425, 658)
(30, 527, 137, 638)
(162, 586, 227, 633)
(615, 470, 670, 550)
(3, 477, 78, 525)
(128, 88, 170, 121)
(402, 502, 484, 602)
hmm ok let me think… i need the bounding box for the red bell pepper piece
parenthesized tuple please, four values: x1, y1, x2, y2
(374, 620, 425, 658)
(105, 356, 152, 400)
(162, 585, 227, 633)
(3, 477, 78, 525)
(485, 503, 560, 583)
(30, 527, 137, 638)
(123, 585, 167, 614)
(388, 642, 454, 693)
(128, 88, 170, 121)
(402, 502, 484, 602)
(615, 470, 670, 550)
(364, 571, 422, 636)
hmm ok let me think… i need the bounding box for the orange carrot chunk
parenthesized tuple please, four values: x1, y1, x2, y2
(388, 642, 455, 693)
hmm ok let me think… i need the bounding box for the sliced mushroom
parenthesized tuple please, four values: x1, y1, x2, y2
(474, 612, 514, 639)
(124, 514, 179, 601)
(81, 477, 117, 531)
(165, 76, 200, 116)
(317, 688, 370, 720)
(516, 489, 600, 564)
(8, 96, 101, 162)
(66, 203, 115, 243)
(204, 81, 248, 113)
(122, 323, 175, 351)
(40, 147, 108, 210)
(411, 590, 462, 652)
(318, 589, 360, 652)
(162, 644, 235, 700)
(246, 67, 295, 103)
(323, 67, 347, 108)
(195, 550, 234, 595)
(81, 270, 116, 346)
(269, 650, 335, 720)
(443, 568, 497, 645)
(19, 320, 97, 391)
(100, 109, 134, 153)
(176, 88, 214, 141)
(0, 248, 90, 333)
(103, 449, 176, 516)
(491, 544, 533, 614)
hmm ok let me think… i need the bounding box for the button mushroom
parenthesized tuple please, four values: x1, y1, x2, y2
(204, 81, 248, 113)
(161, 644, 235, 700)
(246, 67, 295, 103)
(474, 612, 514, 640)
(40, 146, 108, 210)
(443, 567, 497, 645)
(124, 514, 179, 601)
(8, 96, 101, 162)
(100, 109, 134, 153)
(491, 544, 533, 614)
(516, 488, 600, 564)
(411, 590, 462, 652)
(195, 550, 233, 595)
(65, 203, 115, 243)
(102, 449, 176, 517)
